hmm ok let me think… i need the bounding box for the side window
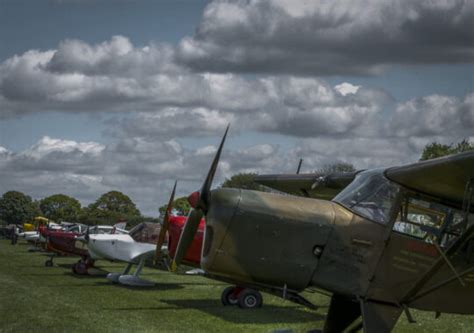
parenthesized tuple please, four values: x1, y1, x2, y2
(393, 194, 471, 247)
(393, 197, 445, 242)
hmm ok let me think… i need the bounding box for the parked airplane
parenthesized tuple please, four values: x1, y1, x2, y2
(85, 189, 204, 287)
(172, 126, 474, 332)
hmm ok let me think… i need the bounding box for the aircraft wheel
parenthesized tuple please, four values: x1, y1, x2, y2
(238, 289, 263, 309)
(44, 260, 53, 267)
(221, 286, 240, 306)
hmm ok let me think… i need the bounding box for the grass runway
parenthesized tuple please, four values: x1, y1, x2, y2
(0, 239, 473, 332)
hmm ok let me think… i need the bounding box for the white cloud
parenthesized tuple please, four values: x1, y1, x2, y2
(335, 82, 360, 96)
(389, 93, 474, 137)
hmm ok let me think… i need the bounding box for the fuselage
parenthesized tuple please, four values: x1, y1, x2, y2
(87, 234, 155, 262)
(200, 169, 474, 314)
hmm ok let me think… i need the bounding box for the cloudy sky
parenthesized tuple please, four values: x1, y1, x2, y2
(0, 0, 473, 216)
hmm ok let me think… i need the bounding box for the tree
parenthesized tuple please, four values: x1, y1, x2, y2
(39, 194, 81, 222)
(86, 191, 141, 225)
(221, 173, 267, 191)
(315, 162, 356, 174)
(0, 191, 39, 225)
(420, 139, 474, 161)
(158, 196, 191, 217)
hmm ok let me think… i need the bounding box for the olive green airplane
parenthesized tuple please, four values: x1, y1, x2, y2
(171, 126, 474, 333)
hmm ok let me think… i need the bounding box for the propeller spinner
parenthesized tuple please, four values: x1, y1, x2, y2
(171, 125, 229, 271)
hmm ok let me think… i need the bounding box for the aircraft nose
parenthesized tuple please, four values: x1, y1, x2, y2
(202, 188, 336, 290)
(201, 188, 242, 270)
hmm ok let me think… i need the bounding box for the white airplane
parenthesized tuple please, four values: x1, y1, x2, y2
(85, 184, 177, 287)
(86, 222, 163, 286)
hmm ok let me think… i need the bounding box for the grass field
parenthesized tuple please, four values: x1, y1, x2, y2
(1, 239, 473, 333)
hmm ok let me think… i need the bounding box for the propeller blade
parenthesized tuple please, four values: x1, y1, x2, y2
(155, 180, 177, 264)
(171, 208, 203, 270)
(171, 125, 229, 271)
(199, 124, 229, 212)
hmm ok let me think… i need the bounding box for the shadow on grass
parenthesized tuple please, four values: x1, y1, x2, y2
(62, 271, 109, 279)
(105, 298, 324, 324)
(92, 281, 185, 292)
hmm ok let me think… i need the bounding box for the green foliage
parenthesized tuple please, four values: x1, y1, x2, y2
(39, 194, 81, 222)
(221, 173, 267, 191)
(159, 196, 191, 217)
(85, 191, 141, 225)
(0, 191, 39, 225)
(315, 162, 356, 174)
(420, 139, 474, 161)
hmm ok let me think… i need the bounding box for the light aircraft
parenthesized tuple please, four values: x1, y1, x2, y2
(172, 126, 474, 332)
(40, 222, 127, 274)
(85, 190, 204, 287)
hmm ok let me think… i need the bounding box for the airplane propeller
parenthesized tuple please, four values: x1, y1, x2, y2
(154, 180, 177, 265)
(171, 125, 229, 271)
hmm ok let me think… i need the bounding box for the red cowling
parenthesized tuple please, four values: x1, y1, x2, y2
(167, 215, 205, 266)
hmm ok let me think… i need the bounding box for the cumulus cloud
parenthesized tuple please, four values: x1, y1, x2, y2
(389, 93, 474, 137)
(176, 0, 474, 75)
(115, 76, 392, 139)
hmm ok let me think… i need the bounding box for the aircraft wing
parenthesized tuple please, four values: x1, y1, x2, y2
(254, 171, 360, 200)
(385, 151, 474, 205)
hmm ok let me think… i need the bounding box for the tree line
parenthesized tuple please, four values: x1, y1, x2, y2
(0, 190, 150, 226)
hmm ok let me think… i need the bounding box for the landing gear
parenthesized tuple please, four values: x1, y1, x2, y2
(221, 286, 241, 306)
(107, 263, 133, 283)
(221, 286, 263, 309)
(238, 289, 263, 309)
(44, 259, 53, 267)
(118, 258, 155, 287)
(72, 258, 95, 275)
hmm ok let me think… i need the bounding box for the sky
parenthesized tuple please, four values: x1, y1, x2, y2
(0, 0, 473, 216)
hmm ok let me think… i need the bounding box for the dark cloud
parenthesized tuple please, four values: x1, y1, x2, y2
(176, 0, 474, 75)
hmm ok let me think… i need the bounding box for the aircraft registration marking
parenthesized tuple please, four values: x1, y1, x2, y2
(391, 252, 433, 273)
(405, 241, 439, 258)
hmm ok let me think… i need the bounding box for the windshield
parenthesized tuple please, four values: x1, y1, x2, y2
(129, 222, 160, 244)
(333, 169, 400, 224)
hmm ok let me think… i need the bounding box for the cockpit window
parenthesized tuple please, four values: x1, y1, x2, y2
(393, 193, 473, 247)
(129, 222, 160, 244)
(333, 169, 400, 225)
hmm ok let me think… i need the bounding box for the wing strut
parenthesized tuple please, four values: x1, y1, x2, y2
(401, 225, 474, 304)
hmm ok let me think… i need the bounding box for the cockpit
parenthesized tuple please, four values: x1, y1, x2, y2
(333, 169, 473, 247)
(333, 169, 400, 225)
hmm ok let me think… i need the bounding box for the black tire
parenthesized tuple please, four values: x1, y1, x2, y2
(45, 260, 53, 267)
(238, 289, 263, 309)
(72, 263, 78, 274)
(221, 286, 239, 306)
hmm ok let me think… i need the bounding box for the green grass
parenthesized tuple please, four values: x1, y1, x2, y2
(0, 239, 473, 333)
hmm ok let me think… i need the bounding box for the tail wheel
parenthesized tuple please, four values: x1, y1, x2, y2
(238, 289, 263, 309)
(44, 260, 53, 267)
